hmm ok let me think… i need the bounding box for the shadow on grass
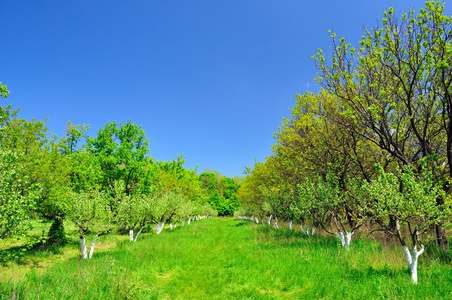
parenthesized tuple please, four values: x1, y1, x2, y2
(0, 238, 80, 266)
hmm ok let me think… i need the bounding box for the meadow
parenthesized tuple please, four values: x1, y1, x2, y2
(1, 218, 452, 299)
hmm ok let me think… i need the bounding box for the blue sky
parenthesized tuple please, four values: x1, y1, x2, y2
(1, 0, 441, 177)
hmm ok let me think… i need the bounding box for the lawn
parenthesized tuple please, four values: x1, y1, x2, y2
(1, 218, 452, 299)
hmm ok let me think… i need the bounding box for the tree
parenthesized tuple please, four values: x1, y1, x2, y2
(86, 120, 151, 197)
(115, 182, 156, 242)
(313, 1, 452, 248)
(66, 189, 112, 259)
(0, 118, 72, 246)
(199, 172, 240, 216)
(296, 173, 366, 249)
(0, 151, 40, 240)
(151, 192, 184, 234)
(363, 165, 449, 283)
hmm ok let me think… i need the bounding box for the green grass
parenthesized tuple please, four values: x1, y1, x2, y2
(1, 218, 452, 299)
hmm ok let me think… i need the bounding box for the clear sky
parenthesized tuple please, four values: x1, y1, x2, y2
(1, 0, 443, 177)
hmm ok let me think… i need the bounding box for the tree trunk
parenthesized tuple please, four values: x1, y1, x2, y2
(288, 221, 293, 230)
(334, 231, 353, 250)
(88, 236, 98, 259)
(403, 245, 424, 284)
(46, 217, 68, 246)
(134, 227, 143, 242)
(156, 222, 165, 234)
(129, 229, 134, 242)
(80, 236, 88, 259)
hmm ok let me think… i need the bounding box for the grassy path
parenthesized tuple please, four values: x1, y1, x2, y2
(2, 218, 452, 299)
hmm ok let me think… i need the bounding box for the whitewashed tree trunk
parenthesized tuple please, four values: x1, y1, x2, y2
(170, 223, 173, 230)
(88, 236, 98, 259)
(288, 221, 293, 230)
(80, 236, 88, 259)
(334, 231, 354, 250)
(134, 227, 143, 242)
(266, 215, 272, 226)
(182, 221, 185, 226)
(403, 245, 424, 284)
(255, 217, 259, 224)
(129, 229, 134, 242)
(156, 222, 165, 234)
(188, 218, 191, 225)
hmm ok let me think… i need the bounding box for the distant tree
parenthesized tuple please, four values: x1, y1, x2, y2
(199, 171, 240, 216)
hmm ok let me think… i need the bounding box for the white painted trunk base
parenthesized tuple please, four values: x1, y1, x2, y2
(288, 221, 293, 230)
(266, 215, 272, 226)
(129, 229, 134, 242)
(403, 245, 424, 284)
(334, 231, 354, 250)
(134, 227, 143, 242)
(156, 222, 165, 234)
(80, 237, 88, 259)
(89, 236, 98, 259)
(80, 236, 99, 259)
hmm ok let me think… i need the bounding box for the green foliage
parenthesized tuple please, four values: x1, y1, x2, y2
(0, 151, 41, 239)
(363, 165, 449, 248)
(0, 82, 9, 98)
(115, 182, 156, 231)
(57, 121, 91, 155)
(66, 189, 111, 237)
(86, 120, 152, 196)
(199, 171, 240, 216)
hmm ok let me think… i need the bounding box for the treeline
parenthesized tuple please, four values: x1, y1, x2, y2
(238, 1, 452, 284)
(0, 84, 241, 258)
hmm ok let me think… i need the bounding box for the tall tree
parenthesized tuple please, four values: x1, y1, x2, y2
(86, 120, 153, 197)
(313, 1, 452, 248)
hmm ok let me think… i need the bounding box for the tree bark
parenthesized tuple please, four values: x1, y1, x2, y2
(80, 236, 88, 259)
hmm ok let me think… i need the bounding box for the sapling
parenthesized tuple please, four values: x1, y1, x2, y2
(296, 174, 365, 250)
(364, 166, 448, 283)
(67, 189, 112, 259)
(151, 192, 185, 234)
(116, 185, 156, 242)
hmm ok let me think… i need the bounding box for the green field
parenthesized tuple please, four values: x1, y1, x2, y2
(1, 218, 452, 299)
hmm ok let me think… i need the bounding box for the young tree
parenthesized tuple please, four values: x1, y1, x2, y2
(363, 165, 449, 283)
(296, 173, 366, 250)
(151, 192, 184, 234)
(313, 1, 452, 248)
(66, 189, 112, 259)
(115, 183, 156, 242)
